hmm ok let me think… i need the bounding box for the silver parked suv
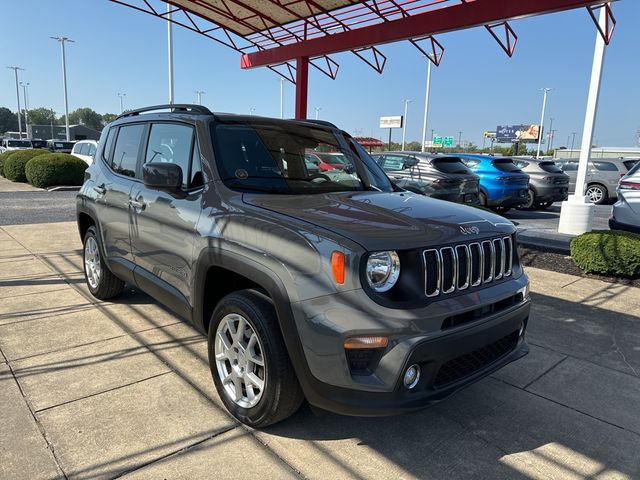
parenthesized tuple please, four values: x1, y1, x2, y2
(77, 105, 531, 427)
(555, 158, 637, 204)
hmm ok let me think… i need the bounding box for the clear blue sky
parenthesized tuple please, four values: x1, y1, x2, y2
(1, 0, 638, 147)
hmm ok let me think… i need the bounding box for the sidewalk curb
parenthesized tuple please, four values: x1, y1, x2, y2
(47, 186, 80, 192)
(517, 230, 572, 254)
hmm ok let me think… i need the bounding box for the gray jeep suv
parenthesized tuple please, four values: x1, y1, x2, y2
(77, 105, 531, 427)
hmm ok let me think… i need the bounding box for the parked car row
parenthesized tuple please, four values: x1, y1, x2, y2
(0, 137, 98, 165)
(610, 160, 640, 233)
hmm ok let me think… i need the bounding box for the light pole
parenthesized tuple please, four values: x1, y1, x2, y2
(167, 3, 174, 104)
(7, 66, 24, 138)
(20, 82, 30, 135)
(280, 77, 284, 119)
(314, 107, 322, 120)
(458, 131, 463, 148)
(571, 132, 577, 155)
(50, 109, 56, 140)
(547, 117, 554, 155)
(195, 90, 205, 105)
(536, 87, 551, 158)
(51, 37, 74, 141)
(421, 59, 432, 153)
(249, 107, 256, 115)
(117, 93, 126, 114)
(401, 99, 411, 151)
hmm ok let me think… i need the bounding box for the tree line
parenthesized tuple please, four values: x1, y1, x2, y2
(0, 106, 118, 134)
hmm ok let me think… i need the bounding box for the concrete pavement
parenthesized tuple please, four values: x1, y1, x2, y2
(1, 221, 639, 480)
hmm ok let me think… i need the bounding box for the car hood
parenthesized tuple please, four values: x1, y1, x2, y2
(244, 191, 515, 251)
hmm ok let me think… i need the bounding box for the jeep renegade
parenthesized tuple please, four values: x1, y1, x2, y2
(77, 104, 530, 427)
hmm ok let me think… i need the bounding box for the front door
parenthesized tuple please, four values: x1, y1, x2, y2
(129, 122, 204, 312)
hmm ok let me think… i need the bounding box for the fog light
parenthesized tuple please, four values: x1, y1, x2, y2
(403, 364, 420, 389)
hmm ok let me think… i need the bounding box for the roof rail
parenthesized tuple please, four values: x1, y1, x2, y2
(116, 104, 213, 120)
(293, 118, 338, 129)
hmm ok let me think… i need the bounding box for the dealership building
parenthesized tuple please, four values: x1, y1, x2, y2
(25, 124, 101, 141)
(554, 147, 640, 159)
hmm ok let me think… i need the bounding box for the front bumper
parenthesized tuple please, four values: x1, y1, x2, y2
(609, 217, 640, 234)
(291, 279, 530, 416)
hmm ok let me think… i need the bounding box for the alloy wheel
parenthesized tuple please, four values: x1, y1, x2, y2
(586, 185, 605, 204)
(214, 313, 266, 408)
(84, 236, 101, 289)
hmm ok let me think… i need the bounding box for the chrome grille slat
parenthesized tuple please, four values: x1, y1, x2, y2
(423, 236, 514, 297)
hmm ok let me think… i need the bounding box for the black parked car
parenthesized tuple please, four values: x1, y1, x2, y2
(372, 152, 480, 204)
(47, 139, 75, 153)
(511, 157, 569, 209)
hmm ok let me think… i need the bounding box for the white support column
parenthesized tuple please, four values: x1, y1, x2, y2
(421, 60, 432, 153)
(167, 3, 174, 104)
(558, 4, 608, 235)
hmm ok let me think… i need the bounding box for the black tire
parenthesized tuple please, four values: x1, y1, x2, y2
(491, 206, 511, 214)
(82, 226, 125, 300)
(208, 289, 304, 428)
(518, 189, 536, 210)
(585, 183, 608, 205)
(535, 201, 554, 210)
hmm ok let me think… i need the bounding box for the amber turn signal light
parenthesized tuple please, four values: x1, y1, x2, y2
(344, 336, 389, 349)
(331, 251, 345, 285)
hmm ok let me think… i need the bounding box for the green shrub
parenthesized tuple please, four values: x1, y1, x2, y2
(0, 150, 19, 177)
(3, 149, 48, 182)
(571, 230, 640, 277)
(25, 153, 88, 188)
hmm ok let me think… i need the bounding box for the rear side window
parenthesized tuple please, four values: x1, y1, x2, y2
(77, 143, 89, 155)
(539, 161, 563, 173)
(627, 161, 640, 176)
(102, 128, 116, 164)
(593, 161, 618, 172)
(381, 155, 408, 171)
(144, 123, 196, 190)
(561, 162, 578, 171)
(622, 160, 639, 171)
(111, 124, 145, 178)
(87, 143, 97, 157)
(432, 157, 473, 174)
(492, 159, 522, 172)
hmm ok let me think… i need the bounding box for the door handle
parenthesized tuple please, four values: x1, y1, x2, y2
(129, 199, 146, 210)
(93, 184, 106, 195)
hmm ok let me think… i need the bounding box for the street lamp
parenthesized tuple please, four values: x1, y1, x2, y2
(314, 107, 322, 120)
(249, 107, 256, 115)
(50, 109, 56, 140)
(571, 132, 577, 155)
(458, 131, 463, 148)
(401, 99, 412, 151)
(51, 36, 74, 141)
(536, 87, 552, 158)
(20, 82, 30, 134)
(421, 59, 433, 153)
(117, 93, 126, 114)
(195, 90, 205, 105)
(7, 66, 24, 138)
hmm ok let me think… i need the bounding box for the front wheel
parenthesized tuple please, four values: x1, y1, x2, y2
(208, 289, 304, 428)
(586, 184, 607, 205)
(83, 226, 125, 300)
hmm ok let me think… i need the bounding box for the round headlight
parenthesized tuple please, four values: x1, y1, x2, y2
(366, 251, 400, 292)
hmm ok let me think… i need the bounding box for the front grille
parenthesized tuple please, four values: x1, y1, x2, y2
(423, 236, 513, 298)
(433, 330, 519, 388)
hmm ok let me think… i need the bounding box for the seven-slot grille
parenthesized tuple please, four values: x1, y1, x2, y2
(423, 236, 513, 297)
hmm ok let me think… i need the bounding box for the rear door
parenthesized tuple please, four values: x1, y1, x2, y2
(560, 161, 579, 192)
(129, 121, 204, 313)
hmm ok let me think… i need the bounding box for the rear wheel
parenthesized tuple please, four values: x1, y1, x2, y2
(83, 226, 125, 300)
(586, 184, 607, 205)
(518, 189, 536, 210)
(535, 201, 554, 210)
(208, 289, 304, 428)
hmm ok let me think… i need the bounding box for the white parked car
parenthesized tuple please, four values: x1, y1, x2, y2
(0, 138, 32, 153)
(71, 140, 98, 165)
(610, 161, 640, 233)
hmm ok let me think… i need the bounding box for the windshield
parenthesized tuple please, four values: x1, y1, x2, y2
(432, 157, 473, 174)
(623, 159, 639, 171)
(492, 159, 522, 173)
(211, 121, 393, 195)
(539, 161, 563, 173)
(8, 140, 32, 148)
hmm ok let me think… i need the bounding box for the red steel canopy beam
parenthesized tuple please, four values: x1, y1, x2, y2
(241, 0, 605, 68)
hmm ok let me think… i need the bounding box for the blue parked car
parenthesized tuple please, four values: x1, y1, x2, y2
(457, 154, 530, 213)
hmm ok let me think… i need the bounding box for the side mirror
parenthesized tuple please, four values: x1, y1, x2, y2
(143, 162, 182, 191)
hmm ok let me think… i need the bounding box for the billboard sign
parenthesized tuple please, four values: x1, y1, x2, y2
(483, 131, 496, 139)
(379, 116, 403, 129)
(496, 124, 541, 143)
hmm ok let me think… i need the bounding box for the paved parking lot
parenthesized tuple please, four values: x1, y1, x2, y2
(1, 216, 639, 479)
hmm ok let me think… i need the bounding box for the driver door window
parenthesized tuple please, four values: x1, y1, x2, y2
(145, 123, 195, 190)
